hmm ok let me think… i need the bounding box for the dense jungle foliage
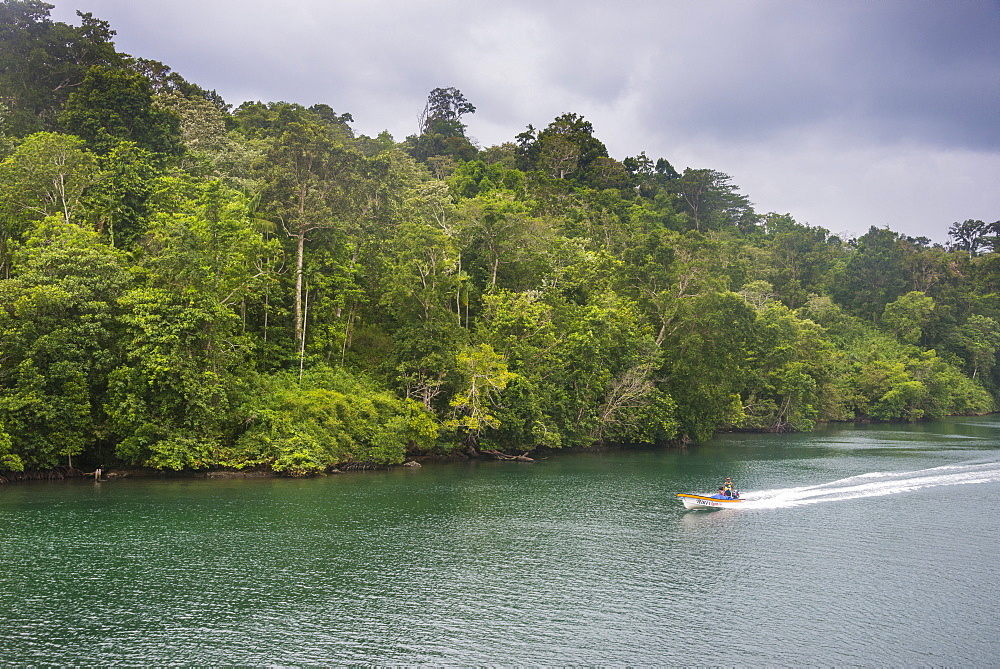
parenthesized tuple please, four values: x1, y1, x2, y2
(1, 2, 997, 476)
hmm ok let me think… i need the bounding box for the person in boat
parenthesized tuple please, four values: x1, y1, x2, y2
(717, 486, 727, 497)
(723, 477, 738, 498)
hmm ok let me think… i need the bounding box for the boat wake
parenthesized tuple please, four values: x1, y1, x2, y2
(738, 461, 1000, 509)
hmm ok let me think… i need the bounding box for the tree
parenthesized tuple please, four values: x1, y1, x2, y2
(985, 220, 1000, 255)
(948, 219, 990, 258)
(291, 143, 418, 372)
(586, 155, 632, 191)
(669, 168, 755, 233)
(106, 180, 278, 469)
(406, 87, 478, 164)
(478, 287, 671, 449)
(443, 343, 515, 445)
(241, 102, 362, 349)
(0, 217, 129, 470)
(741, 302, 835, 432)
(418, 86, 476, 137)
(0, 131, 98, 224)
(460, 193, 541, 291)
(156, 88, 230, 168)
(0, 132, 99, 276)
(623, 152, 679, 198)
(567, 188, 650, 256)
(529, 113, 610, 186)
(620, 230, 728, 346)
(956, 314, 1000, 380)
(383, 220, 461, 323)
(107, 287, 247, 469)
(83, 140, 160, 247)
(538, 134, 580, 180)
(832, 226, 909, 319)
(660, 291, 756, 441)
(59, 65, 182, 156)
(758, 218, 843, 308)
(881, 291, 935, 345)
(0, 418, 19, 472)
(447, 158, 525, 199)
(900, 239, 949, 294)
(0, 1, 121, 136)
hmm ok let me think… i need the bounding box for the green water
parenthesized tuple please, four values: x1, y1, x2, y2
(3, 417, 999, 664)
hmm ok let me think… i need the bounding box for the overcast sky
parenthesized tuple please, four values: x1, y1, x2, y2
(50, 0, 1000, 242)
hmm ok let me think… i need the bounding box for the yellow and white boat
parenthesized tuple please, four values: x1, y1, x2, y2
(676, 492, 745, 510)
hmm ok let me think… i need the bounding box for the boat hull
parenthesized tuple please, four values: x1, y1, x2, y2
(676, 493, 744, 510)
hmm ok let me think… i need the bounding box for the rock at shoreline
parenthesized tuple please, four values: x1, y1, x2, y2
(205, 470, 275, 479)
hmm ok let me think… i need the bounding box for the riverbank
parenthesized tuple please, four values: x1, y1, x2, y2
(5, 414, 996, 485)
(0, 450, 487, 485)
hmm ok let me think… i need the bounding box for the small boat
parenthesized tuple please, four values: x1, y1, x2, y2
(676, 493, 745, 510)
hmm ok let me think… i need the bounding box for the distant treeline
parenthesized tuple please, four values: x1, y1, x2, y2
(0, 1, 997, 475)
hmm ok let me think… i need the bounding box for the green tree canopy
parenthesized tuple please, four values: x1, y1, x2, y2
(59, 65, 182, 156)
(0, 1, 121, 136)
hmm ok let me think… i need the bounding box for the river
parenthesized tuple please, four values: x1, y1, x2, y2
(2, 416, 999, 665)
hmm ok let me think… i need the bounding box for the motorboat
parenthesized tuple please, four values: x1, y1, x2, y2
(676, 492, 745, 510)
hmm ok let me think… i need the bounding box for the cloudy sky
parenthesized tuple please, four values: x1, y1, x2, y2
(50, 0, 999, 242)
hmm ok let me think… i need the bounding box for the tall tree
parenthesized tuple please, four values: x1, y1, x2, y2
(760, 218, 843, 308)
(948, 219, 991, 258)
(623, 152, 680, 198)
(524, 113, 610, 187)
(0, 131, 98, 276)
(956, 314, 1000, 380)
(669, 168, 755, 233)
(0, 1, 121, 136)
(418, 86, 476, 137)
(0, 131, 97, 224)
(460, 193, 540, 292)
(107, 180, 277, 469)
(407, 87, 478, 164)
(832, 226, 909, 319)
(239, 102, 361, 349)
(84, 139, 160, 247)
(0, 217, 129, 470)
(660, 291, 756, 441)
(881, 291, 935, 345)
(59, 65, 182, 156)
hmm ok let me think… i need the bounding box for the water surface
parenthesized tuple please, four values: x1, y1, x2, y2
(2, 417, 999, 664)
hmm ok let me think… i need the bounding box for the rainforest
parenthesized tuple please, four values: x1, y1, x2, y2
(1, 2, 997, 479)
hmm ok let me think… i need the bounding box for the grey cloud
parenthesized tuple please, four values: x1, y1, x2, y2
(47, 0, 999, 239)
(633, 1, 1000, 149)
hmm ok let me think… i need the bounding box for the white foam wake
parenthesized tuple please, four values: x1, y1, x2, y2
(738, 461, 1000, 509)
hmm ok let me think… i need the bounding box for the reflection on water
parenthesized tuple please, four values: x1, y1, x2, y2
(1, 416, 999, 665)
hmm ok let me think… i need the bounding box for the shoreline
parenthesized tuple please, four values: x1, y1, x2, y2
(0, 451, 480, 486)
(4, 413, 997, 486)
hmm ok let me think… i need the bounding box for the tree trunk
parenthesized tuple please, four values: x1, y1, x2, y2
(294, 227, 305, 346)
(299, 284, 309, 380)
